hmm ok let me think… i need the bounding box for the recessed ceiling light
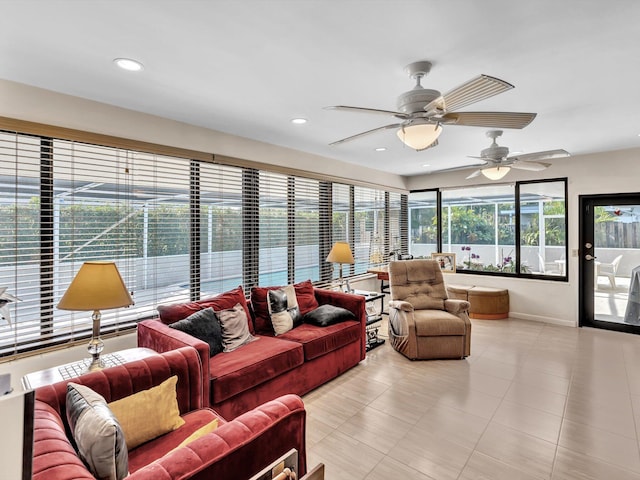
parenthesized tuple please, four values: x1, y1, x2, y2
(422, 163, 431, 167)
(375, 147, 386, 152)
(291, 118, 307, 124)
(114, 58, 144, 72)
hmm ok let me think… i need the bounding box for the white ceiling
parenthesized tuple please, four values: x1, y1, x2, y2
(2, 0, 640, 177)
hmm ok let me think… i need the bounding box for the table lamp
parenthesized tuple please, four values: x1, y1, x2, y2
(326, 241, 355, 292)
(57, 261, 134, 371)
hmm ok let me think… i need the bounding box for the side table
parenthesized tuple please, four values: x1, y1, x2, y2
(354, 290, 386, 351)
(21, 347, 158, 390)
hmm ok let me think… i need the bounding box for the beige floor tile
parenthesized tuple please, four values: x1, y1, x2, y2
(468, 356, 519, 381)
(364, 455, 436, 480)
(336, 405, 414, 454)
(458, 451, 545, 480)
(563, 395, 636, 439)
(512, 367, 571, 396)
(552, 446, 640, 480)
(492, 399, 563, 443)
(415, 403, 489, 450)
(476, 422, 556, 479)
(305, 414, 335, 448)
(309, 430, 385, 480)
(367, 387, 437, 425)
(436, 385, 504, 419)
(387, 429, 473, 480)
(559, 418, 640, 473)
(504, 381, 567, 416)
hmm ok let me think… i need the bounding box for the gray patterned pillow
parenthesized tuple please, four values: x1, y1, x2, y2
(217, 303, 258, 352)
(66, 382, 128, 480)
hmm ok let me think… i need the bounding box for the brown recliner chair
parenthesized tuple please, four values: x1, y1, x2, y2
(388, 259, 471, 360)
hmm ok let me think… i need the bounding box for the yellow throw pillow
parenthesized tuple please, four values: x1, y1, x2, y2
(175, 418, 219, 450)
(108, 376, 185, 449)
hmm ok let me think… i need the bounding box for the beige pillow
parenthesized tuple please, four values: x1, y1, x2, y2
(108, 376, 185, 449)
(218, 303, 258, 352)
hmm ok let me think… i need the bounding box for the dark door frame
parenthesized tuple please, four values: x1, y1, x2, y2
(579, 193, 640, 334)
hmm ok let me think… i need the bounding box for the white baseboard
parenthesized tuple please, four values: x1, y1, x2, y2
(508, 312, 577, 328)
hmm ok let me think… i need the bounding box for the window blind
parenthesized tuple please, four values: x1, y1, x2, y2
(353, 186, 386, 275)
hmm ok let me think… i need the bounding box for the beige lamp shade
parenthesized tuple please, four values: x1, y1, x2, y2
(326, 242, 355, 264)
(396, 122, 442, 151)
(57, 261, 134, 311)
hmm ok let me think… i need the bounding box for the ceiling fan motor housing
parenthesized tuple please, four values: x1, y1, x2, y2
(397, 88, 441, 115)
(481, 144, 509, 160)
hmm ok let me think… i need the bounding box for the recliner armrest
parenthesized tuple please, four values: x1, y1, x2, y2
(389, 300, 414, 312)
(444, 299, 470, 314)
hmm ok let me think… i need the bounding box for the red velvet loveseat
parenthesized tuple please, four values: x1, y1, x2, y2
(138, 282, 367, 419)
(32, 346, 307, 480)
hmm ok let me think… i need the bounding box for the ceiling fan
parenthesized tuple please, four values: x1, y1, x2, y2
(327, 60, 537, 151)
(463, 130, 570, 180)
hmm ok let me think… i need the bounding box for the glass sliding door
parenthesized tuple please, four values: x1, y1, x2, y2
(580, 194, 640, 333)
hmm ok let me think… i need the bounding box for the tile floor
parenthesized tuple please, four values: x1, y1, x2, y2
(303, 318, 640, 479)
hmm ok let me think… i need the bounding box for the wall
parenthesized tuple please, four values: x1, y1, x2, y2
(407, 147, 640, 327)
(0, 79, 407, 192)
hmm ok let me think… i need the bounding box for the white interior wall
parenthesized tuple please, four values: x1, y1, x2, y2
(407, 147, 640, 327)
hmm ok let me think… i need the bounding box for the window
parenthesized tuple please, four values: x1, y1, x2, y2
(0, 124, 407, 359)
(442, 184, 516, 272)
(408, 178, 568, 279)
(408, 190, 438, 258)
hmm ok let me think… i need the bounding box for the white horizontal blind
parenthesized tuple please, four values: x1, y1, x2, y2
(258, 171, 289, 286)
(0, 132, 43, 355)
(293, 176, 321, 284)
(353, 186, 386, 275)
(199, 163, 244, 295)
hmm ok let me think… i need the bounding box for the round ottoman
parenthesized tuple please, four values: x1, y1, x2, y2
(468, 287, 509, 320)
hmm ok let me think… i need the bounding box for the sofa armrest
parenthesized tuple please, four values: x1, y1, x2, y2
(137, 320, 211, 406)
(128, 394, 307, 480)
(444, 299, 470, 315)
(314, 288, 367, 360)
(389, 300, 414, 312)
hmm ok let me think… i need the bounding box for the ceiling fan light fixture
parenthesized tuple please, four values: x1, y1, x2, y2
(397, 122, 442, 151)
(481, 166, 511, 180)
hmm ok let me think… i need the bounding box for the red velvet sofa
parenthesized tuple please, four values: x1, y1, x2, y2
(32, 347, 307, 480)
(138, 283, 367, 419)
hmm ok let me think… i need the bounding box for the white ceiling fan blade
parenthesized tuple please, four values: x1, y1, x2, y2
(466, 169, 483, 179)
(325, 105, 409, 119)
(441, 112, 537, 129)
(329, 123, 403, 146)
(508, 149, 570, 162)
(511, 161, 551, 171)
(435, 75, 514, 113)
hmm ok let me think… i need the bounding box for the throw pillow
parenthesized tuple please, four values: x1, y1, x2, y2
(66, 382, 128, 480)
(169, 307, 223, 356)
(303, 304, 356, 327)
(268, 285, 302, 335)
(157, 286, 254, 333)
(217, 303, 258, 352)
(175, 418, 219, 450)
(251, 280, 319, 333)
(108, 376, 185, 449)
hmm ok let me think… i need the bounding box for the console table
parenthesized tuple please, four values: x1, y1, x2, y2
(367, 265, 389, 293)
(21, 347, 158, 390)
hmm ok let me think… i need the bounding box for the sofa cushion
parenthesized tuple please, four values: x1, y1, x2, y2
(108, 376, 185, 449)
(268, 285, 303, 335)
(66, 382, 128, 480)
(218, 303, 259, 352)
(413, 310, 467, 336)
(210, 336, 304, 403)
(251, 280, 319, 334)
(276, 321, 361, 361)
(157, 286, 254, 334)
(169, 307, 223, 356)
(128, 408, 220, 473)
(303, 304, 355, 327)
